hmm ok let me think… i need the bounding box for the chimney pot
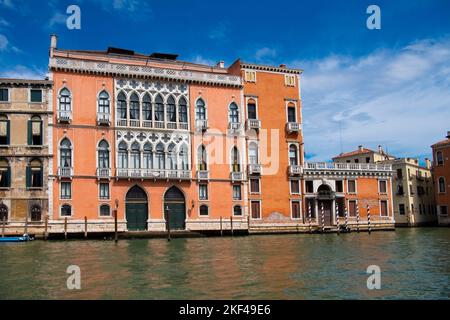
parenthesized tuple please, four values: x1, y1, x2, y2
(279, 64, 287, 68)
(358, 145, 363, 152)
(50, 34, 57, 49)
(217, 61, 225, 68)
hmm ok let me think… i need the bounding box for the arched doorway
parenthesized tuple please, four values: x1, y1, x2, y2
(164, 186, 186, 230)
(317, 184, 333, 227)
(126, 185, 148, 231)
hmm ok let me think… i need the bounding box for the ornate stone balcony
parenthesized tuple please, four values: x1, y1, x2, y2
(286, 122, 301, 133)
(196, 170, 209, 180)
(231, 171, 244, 181)
(228, 122, 241, 130)
(195, 119, 208, 132)
(248, 164, 262, 175)
(115, 118, 189, 130)
(288, 165, 302, 175)
(57, 110, 72, 123)
(246, 119, 261, 130)
(302, 162, 393, 177)
(97, 112, 111, 125)
(96, 168, 111, 179)
(57, 167, 73, 178)
(116, 168, 191, 180)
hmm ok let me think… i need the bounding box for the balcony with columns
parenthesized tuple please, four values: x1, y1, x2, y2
(115, 118, 189, 131)
(97, 112, 111, 125)
(96, 168, 111, 179)
(288, 165, 302, 176)
(246, 119, 261, 130)
(57, 110, 72, 123)
(302, 162, 393, 176)
(57, 167, 73, 179)
(286, 122, 301, 133)
(116, 168, 191, 180)
(248, 164, 262, 175)
(195, 119, 208, 132)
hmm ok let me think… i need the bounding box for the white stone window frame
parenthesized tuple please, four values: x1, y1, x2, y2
(198, 203, 209, 217)
(287, 142, 300, 166)
(250, 199, 262, 220)
(379, 199, 389, 217)
(198, 183, 209, 202)
(347, 178, 358, 194)
(57, 86, 72, 112)
(245, 96, 259, 121)
(244, 69, 257, 83)
(285, 74, 296, 87)
(378, 178, 388, 195)
(59, 203, 73, 218)
(289, 178, 301, 195)
(290, 199, 302, 220)
(98, 203, 112, 218)
(285, 100, 298, 123)
(28, 88, 43, 104)
(97, 89, 111, 114)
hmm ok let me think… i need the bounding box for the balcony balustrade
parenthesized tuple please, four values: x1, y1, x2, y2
(286, 122, 301, 133)
(196, 170, 209, 180)
(57, 110, 72, 123)
(195, 119, 208, 132)
(116, 168, 191, 180)
(248, 164, 262, 175)
(246, 119, 261, 130)
(96, 168, 111, 179)
(97, 112, 111, 125)
(228, 122, 241, 130)
(231, 171, 244, 181)
(115, 118, 189, 130)
(57, 167, 73, 178)
(288, 165, 302, 175)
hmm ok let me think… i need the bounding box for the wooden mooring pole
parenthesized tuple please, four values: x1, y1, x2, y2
(44, 215, 48, 240)
(321, 202, 325, 233)
(84, 216, 88, 239)
(308, 203, 312, 233)
(367, 205, 371, 235)
(166, 205, 171, 242)
(220, 216, 223, 236)
(230, 216, 234, 237)
(335, 203, 340, 235)
(114, 210, 118, 243)
(356, 203, 360, 233)
(24, 215, 28, 235)
(64, 217, 68, 240)
(1, 216, 5, 237)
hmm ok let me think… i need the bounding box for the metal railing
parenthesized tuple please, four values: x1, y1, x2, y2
(231, 171, 244, 181)
(304, 162, 392, 171)
(57, 110, 72, 122)
(97, 113, 111, 125)
(57, 167, 73, 178)
(286, 122, 301, 132)
(96, 168, 111, 179)
(195, 119, 208, 131)
(248, 164, 262, 175)
(246, 119, 261, 130)
(288, 165, 302, 175)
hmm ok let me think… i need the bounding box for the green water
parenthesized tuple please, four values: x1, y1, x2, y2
(0, 228, 449, 299)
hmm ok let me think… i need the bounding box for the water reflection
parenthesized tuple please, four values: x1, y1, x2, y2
(0, 228, 449, 299)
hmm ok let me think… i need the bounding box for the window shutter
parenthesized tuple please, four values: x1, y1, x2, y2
(26, 166, 31, 188)
(39, 121, 43, 145)
(7, 167, 11, 188)
(6, 120, 10, 145)
(39, 166, 44, 187)
(27, 120, 32, 145)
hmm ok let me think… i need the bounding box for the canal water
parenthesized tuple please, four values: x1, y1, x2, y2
(0, 228, 449, 299)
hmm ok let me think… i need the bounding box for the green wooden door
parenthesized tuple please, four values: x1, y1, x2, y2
(126, 203, 148, 231)
(166, 202, 185, 230)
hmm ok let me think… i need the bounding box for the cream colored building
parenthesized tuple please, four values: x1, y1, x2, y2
(383, 158, 436, 226)
(0, 78, 52, 233)
(333, 145, 437, 226)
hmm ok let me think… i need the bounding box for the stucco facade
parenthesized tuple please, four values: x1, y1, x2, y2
(432, 132, 450, 226)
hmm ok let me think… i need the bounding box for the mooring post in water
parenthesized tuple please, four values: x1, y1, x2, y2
(335, 203, 340, 235)
(84, 216, 88, 239)
(24, 214, 28, 235)
(1, 216, 5, 237)
(344, 205, 349, 232)
(230, 216, 234, 237)
(321, 202, 325, 233)
(220, 216, 223, 236)
(367, 204, 371, 235)
(247, 214, 250, 233)
(356, 203, 360, 233)
(64, 217, 68, 240)
(308, 203, 312, 233)
(114, 210, 118, 243)
(166, 205, 171, 242)
(44, 215, 48, 240)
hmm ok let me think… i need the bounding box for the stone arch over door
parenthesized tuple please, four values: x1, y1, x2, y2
(163, 186, 186, 230)
(317, 184, 334, 227)
(125, 185, 148, 231)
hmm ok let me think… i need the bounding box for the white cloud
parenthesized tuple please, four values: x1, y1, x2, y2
(0, 18, 10, 27)
(0, 34, 8, 51)
(0, 65, 47, 79)
(255, 47, 277, 62)
(191, 55, 216, 66)
(0, 0, 14, 9)
(47, 12, 67, 28)
(294, 37, 450, 162)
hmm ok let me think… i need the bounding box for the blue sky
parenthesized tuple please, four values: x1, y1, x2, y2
(1, 0, 450, 162)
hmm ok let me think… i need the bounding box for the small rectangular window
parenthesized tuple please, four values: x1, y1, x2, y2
(0, 88, 8, 102)
(287, 107, 296, 122)
(379, 180, 387, 194)
(365, 157, 370, 163)
(60, 182, 71, 199)
(291, 201, 301, 219)
(380, 200, 388, 216)
(250, 178, 260, 193)
(99, 183, 110, 199)
(397, 169, 403, 179)
(399, 204, 405, 215)
(30, 89, 43, 102)
(0, 119, 9, 145)
(348, 180, 356, 193)
(285, 75, 296, 87)
(440, 206, 448, 216)
(0, 167, 10, 188)
(290, 179, 300, 194)
(199, 184, 208, 200)
(245, 71, 256, 82)
(436, 151, 444, 165)
(251, 201, 261, 219)
(232, 184, 241, 200)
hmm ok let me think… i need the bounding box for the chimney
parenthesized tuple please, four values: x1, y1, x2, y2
(216, 61, 225, 68)
(378, 145, 383, 154)
(425, 158, 431, 169)
(447, 131, 450, 139)
(358, 145, 363, 152)
(50, 34, 57, 49)
(279, 64, 287, 68)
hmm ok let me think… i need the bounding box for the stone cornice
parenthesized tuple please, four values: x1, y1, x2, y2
(241, 62, 302, 75)
(49, 57, 242, 88)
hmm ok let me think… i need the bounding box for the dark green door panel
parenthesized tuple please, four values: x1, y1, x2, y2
(126, 203, 148, 231)
(165, 202, 185, 230)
